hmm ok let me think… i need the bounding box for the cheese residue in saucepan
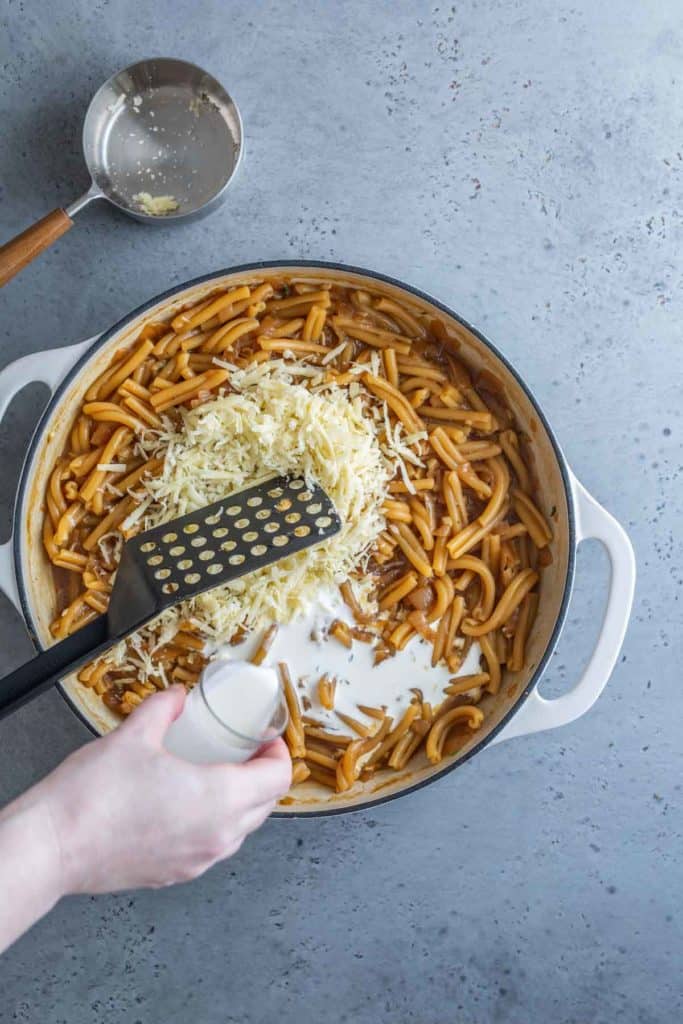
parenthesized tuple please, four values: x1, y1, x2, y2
(130, 359, 393, 650)
(133, 192, 179, 216)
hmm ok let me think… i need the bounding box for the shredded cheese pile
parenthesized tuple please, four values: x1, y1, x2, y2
(131, 360, 393, 649)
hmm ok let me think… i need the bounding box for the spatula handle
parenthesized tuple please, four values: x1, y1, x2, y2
(0, 616, 109, 720)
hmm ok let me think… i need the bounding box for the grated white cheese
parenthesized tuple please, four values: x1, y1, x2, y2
(132, 362, 394, 648)
(120, 496, 152, 534)
(100, 357, 427, 682)
(320, 339, 347, 365)
(369, 351, 381, 377)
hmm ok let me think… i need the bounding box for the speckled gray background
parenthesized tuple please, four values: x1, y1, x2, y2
(0, 1, 680, 1021)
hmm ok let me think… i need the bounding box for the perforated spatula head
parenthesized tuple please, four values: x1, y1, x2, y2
(0, 475, 340, 720)
(108, 474, 341, 637)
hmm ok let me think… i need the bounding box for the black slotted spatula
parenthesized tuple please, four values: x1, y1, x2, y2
(0, 475, 340, 720)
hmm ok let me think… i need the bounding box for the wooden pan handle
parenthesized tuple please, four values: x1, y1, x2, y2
(0, 208, 73, 287)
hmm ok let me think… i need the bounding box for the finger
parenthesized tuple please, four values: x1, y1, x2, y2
(245, 738, 292, 795)
(252, 737, 292, 768)
(211, 744, 291, 807)
(241, 747, 292, 801)
(119, 685, 187, 745)
(207, 837, 244, 870)
(238, 799, 277, 837)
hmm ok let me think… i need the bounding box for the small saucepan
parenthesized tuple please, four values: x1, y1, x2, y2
(0, 58, 243, 287)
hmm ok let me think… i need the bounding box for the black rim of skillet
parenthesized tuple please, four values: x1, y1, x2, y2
(13, 261, 576, 818)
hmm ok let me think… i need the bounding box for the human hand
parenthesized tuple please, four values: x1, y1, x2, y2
(35, 685, 291, 895)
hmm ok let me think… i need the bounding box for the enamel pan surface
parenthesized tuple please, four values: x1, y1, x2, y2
(11, 262, 577, 817)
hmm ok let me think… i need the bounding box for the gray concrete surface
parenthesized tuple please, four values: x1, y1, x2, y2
(0, 1, 680, 1021)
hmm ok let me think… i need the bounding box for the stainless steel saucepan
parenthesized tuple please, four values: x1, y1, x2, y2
(0, 262, 636, 816)
(0, 58, 243, 287)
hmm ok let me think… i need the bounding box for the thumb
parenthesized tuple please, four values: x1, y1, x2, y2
(118, 685, 187, 745)
(253, 737, 291, 767)
(239, 737, 292, 799)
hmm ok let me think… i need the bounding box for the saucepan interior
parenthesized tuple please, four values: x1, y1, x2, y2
(15, 263, 573, 815)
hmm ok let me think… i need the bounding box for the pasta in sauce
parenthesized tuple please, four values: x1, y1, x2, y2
(43, 278, 553, 794)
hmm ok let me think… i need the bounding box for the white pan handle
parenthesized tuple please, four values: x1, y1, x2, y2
(491, 471, 636, 745)
(0, 337, 96, 610)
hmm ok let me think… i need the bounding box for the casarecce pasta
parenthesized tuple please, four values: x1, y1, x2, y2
(42, 277, 553, 793)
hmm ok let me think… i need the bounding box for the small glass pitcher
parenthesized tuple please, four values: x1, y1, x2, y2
(164, 658, 288, 764)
